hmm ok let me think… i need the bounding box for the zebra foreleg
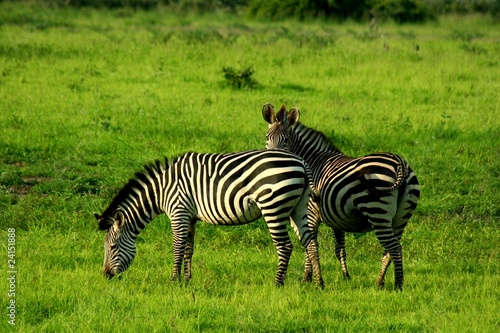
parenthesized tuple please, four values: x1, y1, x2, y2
(305, 239, 324, 289)
(376, 251, 392, 288)
(290, 216, 323, 288)
(303, 252, 312, 283)
(183, 222, 196, 281)
(171, 221, 189, 282)
(302, 200, 322, 285)
(333, 229, 351, 280)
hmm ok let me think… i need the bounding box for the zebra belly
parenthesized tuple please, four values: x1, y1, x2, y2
(321, 187, 401, 233)
(323, 211, 373, 233)
(319, 183, 374, 233)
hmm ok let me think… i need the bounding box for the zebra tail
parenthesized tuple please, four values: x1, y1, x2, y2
(304, 162, 320, 202)
(387, 155, 409, 192)
(359, 155, 408, 193)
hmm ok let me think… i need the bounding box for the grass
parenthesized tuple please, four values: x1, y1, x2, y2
(0, 3, 499, 332)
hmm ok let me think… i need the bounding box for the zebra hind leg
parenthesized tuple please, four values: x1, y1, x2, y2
(273, 237, 293, 287)
(265, 218, 293, 287)
(390, 244, 403, 291)
(376, 225, 406, 290)
(333, 229, 351, 280)
(373, 226, 404, 291)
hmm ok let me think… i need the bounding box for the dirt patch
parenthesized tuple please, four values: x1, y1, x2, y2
(5, 177, 51, 197)
(7, 184, 33, 196)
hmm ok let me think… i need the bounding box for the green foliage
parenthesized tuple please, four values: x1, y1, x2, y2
(5, 0, 500, 21)
(247, 0, 329, 20)
(246, 0, 436, 22)
(172, 0, 249, 13)
(65, 0, 164, 9)
(0, 4, 499, 331)
(370, 0, 436, 23)
(10, 0, 249, 11)
(222, 66, 259, 89)
(430, 0, 499, 15)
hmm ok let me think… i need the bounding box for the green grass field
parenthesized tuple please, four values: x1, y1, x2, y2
(1, 3, 499, 332)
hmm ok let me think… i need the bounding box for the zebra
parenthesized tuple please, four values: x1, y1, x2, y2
(94, 150, 324, 287)
(262, 103, 420, 290)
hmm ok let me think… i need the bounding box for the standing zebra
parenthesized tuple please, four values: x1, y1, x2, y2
(94, 150, 324, 287)
(262, 103, 420, 290)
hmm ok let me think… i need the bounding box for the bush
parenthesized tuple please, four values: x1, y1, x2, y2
(247, 0, 325, 20)
(490, 0, 500, 20)
(246, 0, 368, 21)
(222, 66, 259, 89)
(8, 0, 498, 21)
(65, 0, 165, 9)
(19, 0, 248, 11)
(370, 0, 436, 23)
(246, 0, 434, 22)
(170, 0, 246, 13)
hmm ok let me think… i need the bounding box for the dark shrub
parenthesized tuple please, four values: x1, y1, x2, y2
(222, 66, 259, 89)
(370, 0, 436, 23)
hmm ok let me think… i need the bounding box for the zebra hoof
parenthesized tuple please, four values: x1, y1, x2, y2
(315, 279, 325, 290)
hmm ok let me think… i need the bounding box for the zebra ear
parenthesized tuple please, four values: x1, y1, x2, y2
(262, 103, 275, 124)
(95, 212, 112, 230)
(288, 107, 300, 127)
(277, 105, 287, 123)
(113, 211, 125, 230)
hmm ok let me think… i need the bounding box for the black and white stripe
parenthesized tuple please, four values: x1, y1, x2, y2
(263, 103, 420, 290)
(94, 150, 324, 287)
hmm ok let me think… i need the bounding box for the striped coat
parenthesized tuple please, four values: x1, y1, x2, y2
(263, 103, 420, 290)
(95, 150, 323, 287)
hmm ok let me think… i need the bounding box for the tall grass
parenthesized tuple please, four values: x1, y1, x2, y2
(0, 3, 499, 332)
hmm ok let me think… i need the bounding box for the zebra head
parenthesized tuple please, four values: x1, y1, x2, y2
(94, 210, 137, 279)
(262, 103, 300, 150)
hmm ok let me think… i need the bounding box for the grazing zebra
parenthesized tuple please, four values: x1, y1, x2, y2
(262, 103, 420, 290)
(94, 150, 324, 287)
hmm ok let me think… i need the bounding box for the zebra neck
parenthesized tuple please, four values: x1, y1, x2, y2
(120, 171, 171, 234)
(120, 192, 162, 235)
(288, 124, 345, 178)
(291, 124, 342, 156)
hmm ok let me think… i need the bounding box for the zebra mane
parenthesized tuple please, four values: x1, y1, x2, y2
(98, 158, 169, 230)
(294, 122, 343, 154)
